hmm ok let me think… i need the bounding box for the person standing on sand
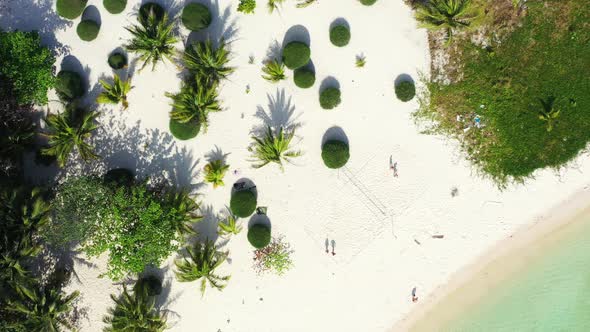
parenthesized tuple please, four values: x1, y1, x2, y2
(412, 287, 418, 302)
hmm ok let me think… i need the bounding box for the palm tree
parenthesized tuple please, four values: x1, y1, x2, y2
(203, 159, 229, 188)
(0, 187, 50, 285)
(166, 79, 221, 131)
(414, 0, 481, 42)
(164, 190, 202, 235)
(261, 59, 286, 83)
(183, 39, 234, 84)
(296, 0, 317, 8)
(174, 240, 230, 296)
(249, 126, 302, 170)
(97, 74, 133, 110)
(538, 96, 561, 132)
(125, 9, 178, 71)
(42, 107, 99, 167)
(103, 279, 167, 332)
(5, 282, 79, 331)
(217, 212, 242, 236)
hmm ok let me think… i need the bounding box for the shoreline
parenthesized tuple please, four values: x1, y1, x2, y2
(394, 183, 590, 331)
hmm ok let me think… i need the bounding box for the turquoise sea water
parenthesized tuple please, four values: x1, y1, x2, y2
(440, 216, 590, 332)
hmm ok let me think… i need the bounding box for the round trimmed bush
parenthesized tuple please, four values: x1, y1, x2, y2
(56, 0, 88, 19)
(108, 52, 127, 69)
(139, 2, 165, 23)
(282, 42, 311, 70)
(319, 88, 341, 110)
(230, 190, 257, 218)
(330, 25, 351, 47)
(360, 0, 377, 5)
(169, 118, 200, 140)
(395, 80, 416, 102)
(322, 140, 350, 169)
(77, 20, 100, 41)
(294, 68, 315, 89)
(181, 3, 212, 31)
(248, 224, 271, 249)
(55, 71, 85, 102)
(103, 0, 127, 14)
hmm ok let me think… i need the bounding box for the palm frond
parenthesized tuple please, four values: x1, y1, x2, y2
(261, 59, 286, 83)
(166, 78, 222, 131)
(174, 240, 230, 296)
(203, 159, 230, 188)
(217, 212, 242, 236)
(125, 11, 179, 71)
(183, 39, 234, 84)
(415, 0, 481, 42)
(249, 126, 302, 171)
(97, 74, 132, 110)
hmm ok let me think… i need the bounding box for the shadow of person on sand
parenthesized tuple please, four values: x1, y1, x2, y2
(252, 89, 302, 136)
(0, 0, 71, 55)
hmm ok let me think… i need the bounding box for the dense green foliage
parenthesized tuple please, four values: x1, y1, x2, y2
(395, 80, 415, 102)
(253, 236, 293, 275)
(166, 79, 221, 130)
(42, 107, 99, 167)
(181, 3, 212, 31)
(293, 68, 315, 88)
(44, 176, 201, 280)
(414, 0, 481, 42)
(175, 240, 230, 296)
(319, 87, 341, 109)
(183, 39, 234, 84)
(108, 52, 128, 69)
(103, 0, 127, 14)
(56, 0, 88, 19)
(103, 278, 167, 331)
(0, 31, 55, 105)
(169, 118, 200, 140)
(322, 140, 350, 169)
(230, 190, 257, 218)
(43, 176, 111, 248)
(77, 20, 100, 41)
(204, 159, 230, 188)
(249, 126, 302, 170)
(97, 74, 132, 109)
(282, 42, 311, 70)
(247, 224, 271, 249)
(261, 59, 286, 83)
(414, 0, 590, 186)
(125, 7, 178, 71)
(238, 0, 256, 13)
(55, 71, 85, 102)
(330, 25, 351, 47)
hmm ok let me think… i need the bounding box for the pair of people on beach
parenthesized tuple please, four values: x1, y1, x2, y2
(389, 155, 398, 177)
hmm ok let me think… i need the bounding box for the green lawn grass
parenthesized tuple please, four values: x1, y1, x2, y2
(415, 0, 590, 187)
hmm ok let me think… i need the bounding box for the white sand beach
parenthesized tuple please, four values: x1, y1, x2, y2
(3, 0, 590, 331)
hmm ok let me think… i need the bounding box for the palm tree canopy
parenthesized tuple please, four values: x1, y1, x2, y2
(183, 39, 234, 84)
(166, 78, 221, 129)
(250, 126, 302, 170)
(97, 74, 132, 109)
(174, 240, 230, 295)
(103, 282, 167, 332)
(42, 107, 99, 167)
(415, 0, 481, 40)
(125, 11, 179, 71)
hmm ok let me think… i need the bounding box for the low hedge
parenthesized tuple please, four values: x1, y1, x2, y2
(282, 42, 311, 70)
(181, 3, 212, 31)
(330, 25, 351, 47)
(56, 0, 88, 19)
(322, 140, 350, 169)
(103, 0, 127, 14)
(248, 224, 271, 249)
(395, 80, 415, 102)
(169, 118, 200, 140)
(77, 20, 100, 41)
(108, 52, 127, 69)
(230, 190, 257, 218)
(360, 0, 377, 5)
(55, 70, 85, 102)
(139, 2, 165, 23)
(293, 68, 315, 89)
(319, 87, 341, 110)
